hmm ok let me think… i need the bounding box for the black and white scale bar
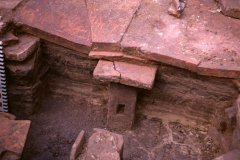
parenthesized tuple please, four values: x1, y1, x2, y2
(0, 41, 8, 112)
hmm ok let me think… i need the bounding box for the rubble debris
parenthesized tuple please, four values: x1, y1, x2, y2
(208, 127, 230, 153)
(168, 0, 185, 18)
(85, 128, 123, 160)
(70, 131, 85, 160)
(219, 0, 240, 19)
(0, 112, 31, 160)
(107, 83, 137, 130)
(213, 149, 240, 160)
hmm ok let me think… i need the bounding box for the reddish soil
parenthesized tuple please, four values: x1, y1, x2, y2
(16, 91, 223, 160)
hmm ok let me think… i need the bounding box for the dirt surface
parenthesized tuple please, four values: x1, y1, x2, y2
(16, 91, 224, 160)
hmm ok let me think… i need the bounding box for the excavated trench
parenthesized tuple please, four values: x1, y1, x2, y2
(1, 0, 240, 159)
(7, 41, 238, 160)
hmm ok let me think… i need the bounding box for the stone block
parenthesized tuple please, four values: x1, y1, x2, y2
(0, 112, 31, 160)
(70, 131, 85, 160)
(7, 64, 48, 115)
(4, 34, 40, 62)
(213, 149, 240, 160)
(85, 128, 123, 160)
(107, 83, 137, 130)
(93, 60, 120, 83)
(219, 0, 240, 19)
(6, 47, 43, 86)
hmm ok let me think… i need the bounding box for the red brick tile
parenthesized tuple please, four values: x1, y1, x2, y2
(0, 112, 31, 158)
(115, 61, 157, 90)
(93, 60, 120, 83)
(14, 0, 91, 54)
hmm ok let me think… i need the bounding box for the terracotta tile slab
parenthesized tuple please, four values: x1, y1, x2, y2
(121, 0, 200, 72)
(93, 60, 120, 83)
(14, 0, 91, 54)
(184, 0, 240, 77)
(0, 0, 23, 10)
(0, 112, 31, 158)
(4, 34, 40, 61)
(122, 0, 240, 76)
(115, 61, 157, 90)
(197, 61, 240, 79)
(87, 0, 141, 51)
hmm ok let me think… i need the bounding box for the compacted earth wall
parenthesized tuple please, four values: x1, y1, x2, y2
(37, 41, 239, 129)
